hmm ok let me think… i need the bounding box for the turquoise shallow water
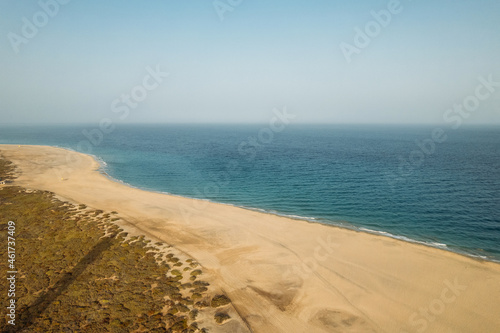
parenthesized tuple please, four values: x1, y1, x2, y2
(1, 124, 499, 261)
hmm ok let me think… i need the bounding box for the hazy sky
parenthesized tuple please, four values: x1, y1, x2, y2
(0, 0, 499, 124)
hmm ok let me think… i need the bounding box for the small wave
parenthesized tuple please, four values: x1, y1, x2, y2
(95, 156, 108, 167)
(239, 207, 319, 222)
(279, 213, 317, 221)
(358, 227, 448, 249)
(467, 253, 489, 260)
(248, 207, 269, 212)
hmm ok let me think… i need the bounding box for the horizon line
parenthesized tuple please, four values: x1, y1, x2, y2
(1, 122, 500, 127)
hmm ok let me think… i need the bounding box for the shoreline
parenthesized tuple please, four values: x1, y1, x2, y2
(79, 145, 500, 264)
(2, 144, 500, 332)
(4, 143, 498, 264)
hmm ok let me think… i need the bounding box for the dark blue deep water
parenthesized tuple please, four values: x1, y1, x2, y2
(1, 124, 499, 261)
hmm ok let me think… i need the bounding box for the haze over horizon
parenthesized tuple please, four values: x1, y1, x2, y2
(1, 0, 499, 125)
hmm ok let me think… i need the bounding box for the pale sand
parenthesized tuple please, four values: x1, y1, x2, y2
(1, 144, 500, 333)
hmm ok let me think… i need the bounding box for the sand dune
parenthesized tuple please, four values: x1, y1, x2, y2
(1, 144, 500, 333)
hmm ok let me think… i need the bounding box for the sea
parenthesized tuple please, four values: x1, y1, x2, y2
(1, 124, 499, 262)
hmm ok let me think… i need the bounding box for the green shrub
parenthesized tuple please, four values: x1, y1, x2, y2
(211, 294, 231, 308)
(214, 312, 230, 324)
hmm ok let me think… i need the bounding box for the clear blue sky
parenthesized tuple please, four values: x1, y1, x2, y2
(0, 0, 499, 124)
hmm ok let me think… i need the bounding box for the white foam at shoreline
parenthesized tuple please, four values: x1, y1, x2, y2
(359, 227, 448, 248)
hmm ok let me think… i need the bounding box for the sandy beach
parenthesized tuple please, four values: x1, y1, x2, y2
(1, 144, 500, 333)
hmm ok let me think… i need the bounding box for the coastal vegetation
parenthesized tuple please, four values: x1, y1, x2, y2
(0, 156, 233, 332)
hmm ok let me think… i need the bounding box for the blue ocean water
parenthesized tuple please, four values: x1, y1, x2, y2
(1, 124, 499, 261)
